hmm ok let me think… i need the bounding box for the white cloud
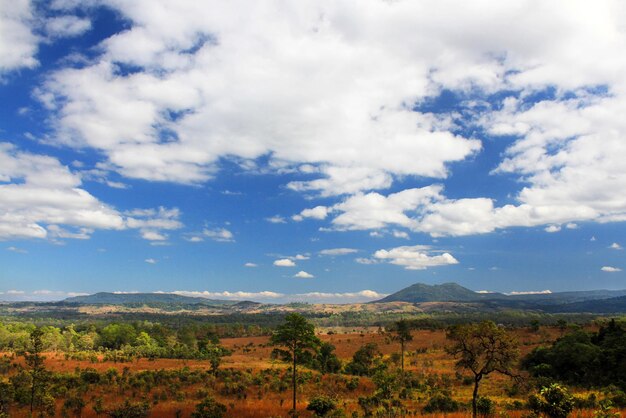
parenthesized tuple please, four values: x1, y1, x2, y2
(506, 290, 552, 295)
(266, 215, 286, 224)
(545, 225, 561, 233)
(0, 143, 126, 240)
(126, 207, 182, 242)
(373, 245, 459, 270)
(601, 266, 622, 272)
(273, 258, 296, 267)
(392, 230, 409, 239)
(45, 15, 91, 38)
(293, 270, 314, 279)
(6, 246, 27, 253)
(6, 0, 626, 241)
(169, 289, 385, 303)
(609, 242, 622, 250)
(355, 257, 380, 265)
(37, 0, 489, 196)
(171, 290, 284, 300)
(6, 290, 25, 295)
(293, 206, 329, 222)
(319, 248, 358, 256)
(566, 223, 578, 229)
(145, 258, 157, 264)
(0, 0, 39, 75)
(244, 262, 257, 267)
(294, 254, 310, 260)
(203, 227, 234, 242)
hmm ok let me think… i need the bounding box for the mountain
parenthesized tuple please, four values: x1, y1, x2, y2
(63, 292, 236, 306)
(375, 282, 497, 303)
(374, 282, 626, 311)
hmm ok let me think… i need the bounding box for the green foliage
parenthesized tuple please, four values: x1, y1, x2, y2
(313, 342, 342, 374)
(105, 400, 150, 418)
(307, 396, 338, 417)
(528, 384, 575, 418)
(344, 343, 383, 376)
(523, 320, 626, 389)
(593, 399, 620, 418)
(476, 396, 496, 417)
(423, 391, 460, 413)
(191, 396, 227, 418)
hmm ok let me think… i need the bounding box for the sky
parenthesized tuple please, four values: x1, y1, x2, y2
(1, 0, 625, 303)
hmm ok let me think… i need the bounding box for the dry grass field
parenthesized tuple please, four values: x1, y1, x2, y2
(3, 326, 624, 417)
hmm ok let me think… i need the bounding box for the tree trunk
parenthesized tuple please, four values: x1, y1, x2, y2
(292, 348, 297, 415)
(472, 375, 482, 418)
(400, 339, 405, 374)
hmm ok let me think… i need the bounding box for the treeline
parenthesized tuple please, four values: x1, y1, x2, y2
(0, 321, 230, 361)
(523, 318, 626, 390)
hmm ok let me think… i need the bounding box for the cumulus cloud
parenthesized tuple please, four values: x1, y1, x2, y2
(372, 245, 459, 270)
(545, 225, 561, 233)
(0, 143, 125, 240)
(293, 206, 330, 222)
(6, 246, 27, 253)
(609, 242, 622, 250)
(319, 248, 358, 256)
(0, 0, 39, 75)
(145, 258, 157, 264)
(169, 289, 385, 303)
(601, 266, 622, 272)
(506, 290, 552, 295)
(273, 258, 296, 267)
(294, 270, 314, 279)
(45, 15, 91, 38)
(202, 227, 234, 242)
(244, 262, 257, 267)
(36, 0, 488, 196)
(5, 0, 626, 243)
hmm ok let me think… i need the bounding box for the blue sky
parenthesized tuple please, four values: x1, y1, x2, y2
(1, 0, 625, 302)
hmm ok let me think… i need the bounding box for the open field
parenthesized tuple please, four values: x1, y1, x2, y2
(3, 325, 624, 417)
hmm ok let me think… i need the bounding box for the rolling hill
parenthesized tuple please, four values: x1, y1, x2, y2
(63, 292, 237, 306)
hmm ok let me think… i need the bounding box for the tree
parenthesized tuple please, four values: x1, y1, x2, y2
(314, 342, 342, 374)
(23, 327, 54, 416)
(270, 313, 321, 415)
(345, 343, 383, 376)
(390, 319, 413, 374)
(446, 321, 519, 418)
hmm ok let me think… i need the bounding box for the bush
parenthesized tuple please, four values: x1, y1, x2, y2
(476, 396, 496, 417)
(307, 396, 337, 417)
(191, 396, 227, 418)
(423, 391, 460, 413)
(105, 400, 150, 418)
(528, 384, 574, 418)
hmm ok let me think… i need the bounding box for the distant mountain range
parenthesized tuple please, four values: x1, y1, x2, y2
(63, 292, 238, 306)
(374, 282, 626, 312)
(58, 283, 626, 313)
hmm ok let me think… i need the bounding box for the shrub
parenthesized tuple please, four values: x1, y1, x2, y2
(423, 391, 460, 413)
(307, 396, 337, 417)
(105, 400, 150, 418)
(191, 396, 227, 418)
(476, 396, 496, 417)
(528, 384, 574, 418)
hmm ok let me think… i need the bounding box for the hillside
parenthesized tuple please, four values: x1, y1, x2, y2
(63, 292, 237, 306)
(375, 282, 497, 303)
(375, 282, 626, 310)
